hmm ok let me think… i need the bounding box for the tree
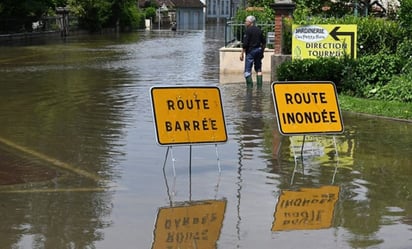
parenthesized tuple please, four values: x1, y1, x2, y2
(68, 0, 144, 32)
(0, 0, 56, 31)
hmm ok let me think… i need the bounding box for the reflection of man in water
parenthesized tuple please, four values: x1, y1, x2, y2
(239, 15, 266, 88)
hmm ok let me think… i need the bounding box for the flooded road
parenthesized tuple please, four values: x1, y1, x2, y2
(0, 25, 411, 249)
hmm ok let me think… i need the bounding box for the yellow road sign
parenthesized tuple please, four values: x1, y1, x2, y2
(272, 186, 340, 231)
(152, 199, 227, 249)
(292, 24, 357, 59)
(151, 86, 227, 145)
(271, 81, 344, 135)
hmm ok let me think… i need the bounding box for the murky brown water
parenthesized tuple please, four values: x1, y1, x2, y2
(0, 25, 411, 249)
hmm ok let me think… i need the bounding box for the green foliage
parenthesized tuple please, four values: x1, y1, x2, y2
(293, 0, 352, 18)
(290, 15, 405, 56)
(66, 0, 108, 32)
(247, 0, 276, 9)
(366, 73, 412, 102)
(282, 17, 293, 54)
(398, 0, 412, 38)
(233, 7, 274, 46)
(117, 1, 144, 31)
(278, 13, 411, 102)
(0, 0, 56, 31)
(276, 2, 412, 104)
(341, 52, 403, 96)
(338, 95, 412, 119)
(277, 57, 348, 90)
(356, 17, 405, 56)
(277, 51, 408, 101)
(68, 0, 146, 32)
(145, 7, 157, 21)
(234, 7, 274, 25)
(142, 0, 158, 8)
(396, 39, 412, 73)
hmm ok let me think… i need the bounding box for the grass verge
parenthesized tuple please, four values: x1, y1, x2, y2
(338, 95, 412, 121)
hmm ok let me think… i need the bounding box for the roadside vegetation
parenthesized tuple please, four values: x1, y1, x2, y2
(235, 0, 412, 120)
(0, 0, 154, 33)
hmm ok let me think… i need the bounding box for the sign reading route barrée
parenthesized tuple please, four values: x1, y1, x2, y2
(271, 81, 344, 135)
(150, 86, 227, 146)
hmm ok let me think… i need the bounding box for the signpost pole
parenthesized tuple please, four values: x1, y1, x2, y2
(300, 135, 306, 159)
(162, 155, 173, 206)
(189, 145, 192, 202)
(170, 147, 176, 177)
(331, 136, 339, 184)
(162, 146, 170, 170)
(215, 144, 221, 173)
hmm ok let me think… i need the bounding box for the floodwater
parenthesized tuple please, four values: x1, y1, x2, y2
(0, 24, 411, 249)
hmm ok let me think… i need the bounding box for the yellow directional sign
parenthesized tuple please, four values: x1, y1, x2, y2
(152, 199, 227, 249)
(271, 81, 344, 135)
(292, 24, 357, 59)
(150, 86, 227, 145)
(272, 186, 340, 231)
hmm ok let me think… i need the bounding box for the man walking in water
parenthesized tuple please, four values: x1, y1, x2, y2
(239, 15, 266, 88)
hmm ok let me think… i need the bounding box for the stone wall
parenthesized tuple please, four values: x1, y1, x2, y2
(219, 47, 291, 84)
(219, 47, 274, 83)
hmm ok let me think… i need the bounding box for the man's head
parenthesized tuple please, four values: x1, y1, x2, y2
(245, 15, 255, 27)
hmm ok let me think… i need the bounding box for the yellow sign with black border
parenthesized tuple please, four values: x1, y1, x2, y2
(271, 81, 344, 135)
(292, 24, 357, 59)
(150, 86, 227, 145)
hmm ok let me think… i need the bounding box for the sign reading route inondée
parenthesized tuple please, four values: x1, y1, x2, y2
(292, 24, 357, 59)
(271, 81, 344, 135)
(150, 86, 227, 145)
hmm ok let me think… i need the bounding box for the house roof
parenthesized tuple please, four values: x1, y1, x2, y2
(171, 0, 205, 8)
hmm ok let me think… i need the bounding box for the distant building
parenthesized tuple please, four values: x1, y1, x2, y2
(138, 0, 205, 30)
(173, 0, 205, 30)
(205, 0, 241, 22)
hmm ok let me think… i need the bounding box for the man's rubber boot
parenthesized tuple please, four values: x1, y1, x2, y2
(246, 76, 253, 88)
(256, 75, 263, 89)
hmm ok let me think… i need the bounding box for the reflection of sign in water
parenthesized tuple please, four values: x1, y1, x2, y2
(152, 199, 227, 249)
(292, 24, 357, 59)
(290, 136, 325, 158)
(272, 186, 340, 231)
(271, 81, 344, 135)
(289, 135, 355, 169)
(150, 86, 227, 145)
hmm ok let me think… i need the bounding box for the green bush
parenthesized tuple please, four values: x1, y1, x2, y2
(277, 51, 405, 99)
(342, 52, 403, 96)
(277, 57, 348, 91)
(234, 7, 274, 25)
(119, 4, 145, 30)
(398, 0, 412, 38)
(76, 1, 112, 32)
(145, 7, 157, 21)
(396, 39, 412, 73)
(356, 17, 405, 56)
(366, 73, 412, 102)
